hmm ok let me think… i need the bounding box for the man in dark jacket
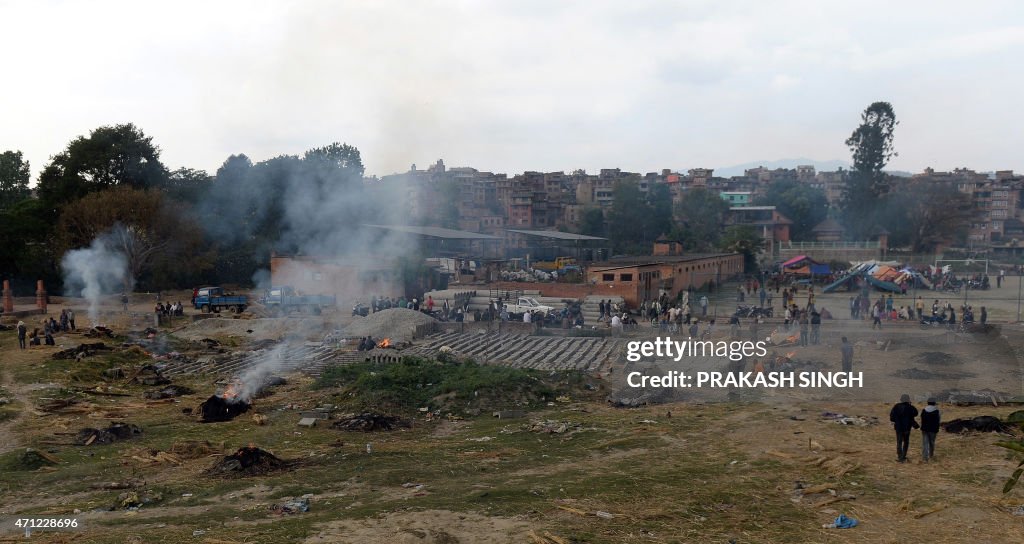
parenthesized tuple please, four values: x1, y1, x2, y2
(920, 398, 941, 462)
(890, 393, 919, 463)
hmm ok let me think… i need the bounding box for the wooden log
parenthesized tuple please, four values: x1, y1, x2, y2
(913, 503, 948, 519)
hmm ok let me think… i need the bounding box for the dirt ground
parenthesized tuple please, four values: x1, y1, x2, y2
(0, 286, 1023, 543)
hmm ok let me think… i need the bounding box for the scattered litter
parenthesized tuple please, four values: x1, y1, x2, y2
(824, 513, 858, 529)
(270, 497, 309, 515)
(297, 418, 317, 428)
(1011, 505, 1024, 516)
(595, 511, 614, 519)
(467, 436, 495, 442)
(821, 412, 878, 426)
(528, 420, 583, 434)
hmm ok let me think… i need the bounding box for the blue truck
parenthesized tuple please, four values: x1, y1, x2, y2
(193, 286, 249, 314)
(260, 286, 337, 316)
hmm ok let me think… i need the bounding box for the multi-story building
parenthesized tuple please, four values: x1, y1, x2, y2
(913, 167, 1022, 246)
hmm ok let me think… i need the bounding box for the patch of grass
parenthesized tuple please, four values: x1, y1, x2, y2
(314, 356, 562, 414)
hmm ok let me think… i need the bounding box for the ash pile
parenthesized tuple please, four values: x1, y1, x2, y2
(209, 445, 288, 476)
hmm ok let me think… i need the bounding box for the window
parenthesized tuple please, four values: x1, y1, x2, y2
(602, 274, 614, 281)
(620, 274, 633, 281)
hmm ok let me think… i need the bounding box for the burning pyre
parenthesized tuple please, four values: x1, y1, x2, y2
(198, 382, 250, 422)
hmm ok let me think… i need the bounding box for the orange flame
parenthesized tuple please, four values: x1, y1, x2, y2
(221, 382, 240, 400)
(785, 351, 796, 359)
(377, 338, 391, 349)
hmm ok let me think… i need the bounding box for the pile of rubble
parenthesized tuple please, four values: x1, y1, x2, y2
(209, 445, 288, 476)
(75, 422, 142, 446)
(332, 412, 410, 432)
(143, 385, 194, 399)
(53, 342, 112, 360)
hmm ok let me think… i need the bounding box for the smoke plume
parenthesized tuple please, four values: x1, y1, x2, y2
(61, 229, 131, 324)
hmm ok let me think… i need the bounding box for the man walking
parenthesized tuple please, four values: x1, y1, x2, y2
(699, 295, 708, 317)
(810, 310, 821, 345)
(921, 398, 941, 462)
(890, 394, 919, 463)
(17, 321, 27, 350)
(840, 336, 853, 372)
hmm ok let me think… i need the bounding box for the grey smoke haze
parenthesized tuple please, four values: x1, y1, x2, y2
(5, 1, 1024, 182)
(60, 228, 131, 324)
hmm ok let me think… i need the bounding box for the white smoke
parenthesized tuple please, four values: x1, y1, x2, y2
(61, 230, 131, 324)
(234, 343, 289, 402)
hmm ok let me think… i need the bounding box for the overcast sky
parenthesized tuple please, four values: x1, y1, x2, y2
(2, 0, 1022, 182)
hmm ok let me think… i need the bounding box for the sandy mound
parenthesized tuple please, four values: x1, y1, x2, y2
(172, 317, 327, 342)
(342, 308, 437, 342)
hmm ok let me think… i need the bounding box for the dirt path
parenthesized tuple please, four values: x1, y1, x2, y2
(0, 367, 32, 454)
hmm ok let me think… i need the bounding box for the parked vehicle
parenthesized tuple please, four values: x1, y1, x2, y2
(352, 302, 369, 317)
(503, 297, 555, 316)
(532, 257, 582, 272)
(193, 286, 248, 314)
(260, 286, 336, 316)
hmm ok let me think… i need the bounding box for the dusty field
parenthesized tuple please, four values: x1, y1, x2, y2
(0, 287, 1023, 543)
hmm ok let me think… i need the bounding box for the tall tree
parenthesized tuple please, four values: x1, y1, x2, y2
(56, 187, 210, 289)
(646, 182, 674, 240)
(606, 180, 653, 254)
(37, 124, 169, 209)
(842, 102, 897, 238)
(162, 167, 213, 203)
(882, 180, 975, 253)
(578, 207, 605, 237)
(756, 179, 828, 241)
(719, 225, 765, 272)
(673, 188, 729, 251)
(0, 150, 31, 210)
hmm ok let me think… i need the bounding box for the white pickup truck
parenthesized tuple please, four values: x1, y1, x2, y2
(503, 297, 555, 316)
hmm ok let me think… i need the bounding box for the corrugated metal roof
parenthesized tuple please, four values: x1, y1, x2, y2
(506, 229, 607, 241)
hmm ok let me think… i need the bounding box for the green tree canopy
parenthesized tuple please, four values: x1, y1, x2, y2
(0, 150, 31, 210)
(56, 186, 210, 289)
(719, 225, 765, 272)
(37, 124, 169, 210)
(842, 102, 897, 239)
(755, 179, 828, 241)
(578, 207, 605, 237)
(672, 188, 729, 251)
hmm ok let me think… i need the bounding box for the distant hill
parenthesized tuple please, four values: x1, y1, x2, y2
(712, 158, 849, 177)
